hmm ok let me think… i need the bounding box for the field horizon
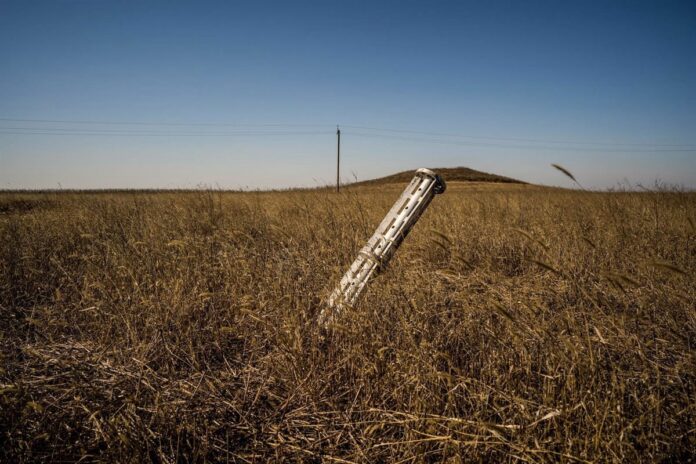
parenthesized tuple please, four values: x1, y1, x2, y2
(2, 165, 692, 195)
(0, 166, 524, 194)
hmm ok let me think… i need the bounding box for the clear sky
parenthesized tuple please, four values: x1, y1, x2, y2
(1, 0, 694, 189)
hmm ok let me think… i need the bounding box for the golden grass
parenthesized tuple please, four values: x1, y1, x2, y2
(0, 184, 694, 462)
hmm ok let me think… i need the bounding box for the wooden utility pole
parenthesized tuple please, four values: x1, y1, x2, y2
(336, 125, 341, 193)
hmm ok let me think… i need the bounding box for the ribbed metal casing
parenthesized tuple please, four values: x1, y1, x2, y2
(319, 168, 445, 327)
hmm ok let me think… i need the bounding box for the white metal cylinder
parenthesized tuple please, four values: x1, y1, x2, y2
(319, 168, 446, 327)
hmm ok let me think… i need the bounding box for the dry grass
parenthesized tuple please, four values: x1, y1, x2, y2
(1, 182, 694, 462)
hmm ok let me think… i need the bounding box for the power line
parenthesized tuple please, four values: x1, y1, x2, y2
(1, 117, 693, 149)
(345, 131, 696, 153)
(0, 129, 331, 137)
(0, 126, 332, 134)
(0, 117, 333, 128)
(342, 124, 696, 148)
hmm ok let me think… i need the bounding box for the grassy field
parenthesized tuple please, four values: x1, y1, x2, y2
(1, 181, 694, 462)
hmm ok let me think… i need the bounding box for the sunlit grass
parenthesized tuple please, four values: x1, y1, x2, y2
(1, 183, 694, 462)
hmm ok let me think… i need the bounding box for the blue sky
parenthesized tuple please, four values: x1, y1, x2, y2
(1, 0, 694, 189)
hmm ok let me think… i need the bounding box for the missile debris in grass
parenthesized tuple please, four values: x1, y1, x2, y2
(319, 168, 446, 327)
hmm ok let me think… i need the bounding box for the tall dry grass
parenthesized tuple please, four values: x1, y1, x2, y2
(0, 183, 694, 462)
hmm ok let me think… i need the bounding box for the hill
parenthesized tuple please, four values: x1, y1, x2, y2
(351, 166, 524, 186)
